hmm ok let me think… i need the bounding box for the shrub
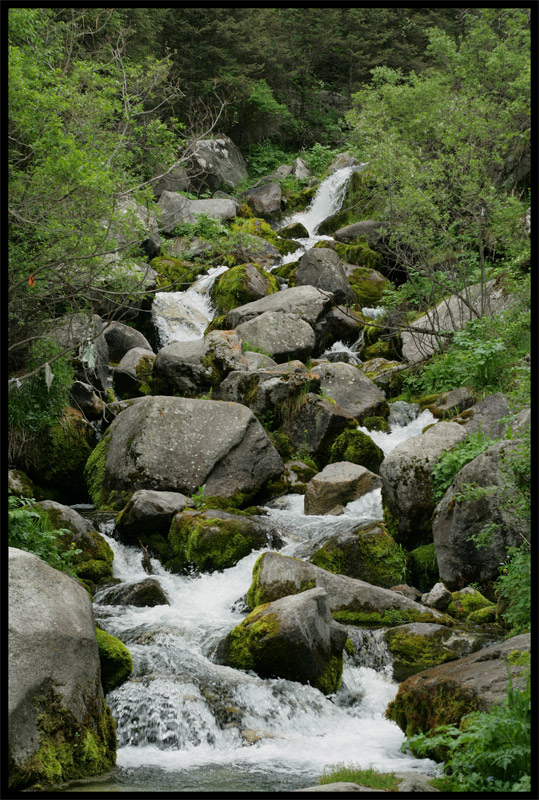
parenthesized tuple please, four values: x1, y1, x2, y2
(8, 494, 81, 576)
(431, 427, 495, 504)
(495, 546, 531, 635)
(404, 667, 531, 792)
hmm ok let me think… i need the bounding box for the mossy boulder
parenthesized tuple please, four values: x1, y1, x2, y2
(210, 262, 279, 315)
(328, 429, 384, 474)
(283, 184, 317, 212)
(150, 255, 200, 288)
(384, 622, 493, 682)
(407, 543, 439, 593)
(361, 416, 390, 433)
(362, 340, 397, 361)
(33, 408, 97, 501)
(167, 509, 268, 573)
(99, 578, 170, 607)
(271, 260, 298, 284)
(317, 170, 379, 235)
(278, 221, 309, 239)
(309, 522, 407, 588)
(215, 588, 347, 695)
(231, 216, 299, 255)
(331, 241, 383, 270)
(95, 628, 133, 694)
(447, 587, 495, 620)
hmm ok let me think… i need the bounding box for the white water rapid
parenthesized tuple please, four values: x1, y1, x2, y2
(77, 407, 439, 794)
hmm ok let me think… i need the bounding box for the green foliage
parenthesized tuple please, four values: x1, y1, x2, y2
(8, 494, 82, 576)
(191, 484, 208, 510)
(301, 143, 338, 176)
(244, 142, 291, 178)
(431, 427, 494, 503)
(319, 765, 399, 791)
(95, 628, 133, 694)
(496, 546, 531, 635)
(404, 668, 531, 792)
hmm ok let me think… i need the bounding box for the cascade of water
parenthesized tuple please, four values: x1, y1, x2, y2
(85, 409, 440, 791)
(151, 265, 228, 347)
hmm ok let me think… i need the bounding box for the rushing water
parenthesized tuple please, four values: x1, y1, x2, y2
(67, 406, 440, 793)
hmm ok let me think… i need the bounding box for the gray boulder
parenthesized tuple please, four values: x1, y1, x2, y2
(333, 220, 385, 246)
(113, 347, 156, 398)
(380, 421, 467, 548)
(296, 248, 355, 305)
(220, 363, 319, 419)
(432, 441, 524, 589)
(387, 633, 530, 736)
(283, 394, 357, 465)
(103, 320, 153, 363)
(86, 396, 284, 509)
(242, 182, 282, 219)
(99, 577, 169, 607)
(190, 198, 238, 222)
(216, 587, 348, 694)
(452, 391, 512, 437)
(153, 330, 247, 397)
(8, 548, 116, 790)
(388, 401, 420, 427)
(278, 221, 309, 239)
(312, 362, 388, 422)
(116, 489, 192, 543)
(244, 351, 278, 370)
(304, 462, 380, 516)
(421, 582, 452, 610)
(49, 313, 109, 394)
(327, 153, 359, 174)
(247, 552, 454, 626)
(186, 135, 248, 193)
(401, 279, 514, 364)
(70, 381, 107, 421)
(290, 157, 311, 179)
(423, 387, 476, 419)
(158, 190, 195, 232)
(152, 164, 191, 198)
(235, 310, 316, 363)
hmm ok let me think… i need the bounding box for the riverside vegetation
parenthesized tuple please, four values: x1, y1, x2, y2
(8, 7, 531, 794)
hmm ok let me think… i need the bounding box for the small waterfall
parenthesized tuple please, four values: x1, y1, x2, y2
(151, 265, 228, 347)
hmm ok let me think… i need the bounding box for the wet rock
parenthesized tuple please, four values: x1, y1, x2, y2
(296, 247, 355, 305)
(379, 421, 467, 548)
(278, 221, 309, 239)
(328, 429, 385, 474)
(85, 396, 284, 509)
(432, 441, 524, 589)
(311, 362, 388, 422)
(210, 262, 277, 315)
(99, 577, 169, 607)
(8, 548, 115, 790)
(388, 401, 420, 427)
(386, 633, 530, 737)
(115, 489, 192, 543)
(304, 462, 380, 516)
(246, 552, 455, 627)
(216, 587, 348, 695)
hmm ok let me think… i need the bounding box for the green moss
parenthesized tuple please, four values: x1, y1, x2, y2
(84, 433, 125, 511)
(73, 559, 112, 584)
(344, 638, 355, 656)
(332, 607, 454, 628)
(310, 524, 407, 588)
(210, 262, 278, 315)
(363, 341, 395, 360)
(507, 649, 530, 666)
(319, 766, 399, 791)
(329, 428, 384, 473)
(95, 628, 133, 694)
(333, 243, 383, 270)
(167, 513, 264, 573)
(8, 688, 116, 791)
(407, 543, 439, 593)
(150, 255, 200, 288)
(386, 678, 483, 739)
(222, 604, 279, 671)
(38, 412, 95, 496)
(467, 605, 497, 624)
(385, 627, 459, 681)
(246, 555, 314, 610)
(447, 588, 494, 620)
(231, 217, 298, 255)
(313, 653, 343, 694)
(316, 171, 379, 234)
(271, 260, 298, 284)
(361, 415, 390, 433)
(284, 184, 317, 212)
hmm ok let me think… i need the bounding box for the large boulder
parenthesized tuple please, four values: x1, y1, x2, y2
(48, 313, 109, 395)
(312, 362, 388, 422)
(69, 381, 107, 421)
(432, 441, 525, 590)
(329, 429, 385, 474)
(113, 347, 156, 399)
(186, 135, 248, 193)
(283, 393, 357, 466)
(380, 422, 467, 548)
(296, 248, 355, 305)
(158, 191, 237, 233)
(102, 321, 153, 363)
(152, 164, 191, 198)
(153, 330, 247, 397)
(84, 396, 284, 510)
(235, 310, 316, 363)
(99, 577, 169, 607)
(401, 279, 514, 364)
(219, 362, 320, 420)
(247, 552, 455, 627)
(215, 587, 348, 695)
(304, 461, 380, 516)
(8, 548, 116, 791)
(242, 182, 282, 220)
(451, 392, 512, 437)
(333, 220, 385, 246)
(386, 633, 530, 737)
(210, 262, 277, 315)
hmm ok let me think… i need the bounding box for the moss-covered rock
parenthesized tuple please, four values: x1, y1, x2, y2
(271, 260, 298, 284)
(150, 255, 200, 288)
(34, 409, 96, 500)
(210, 262, 278, 315)
(328, 429, 384, 474)
(362, 341, 396, 361)
(167, 510, 267, 573)
(278, 221, 309, 239)
(467, 605, 497, 624)
(283, 184, 317, 212)
(407, 543, 439, 593)
(95, 628, 133, 694)
(349, 266, 389, 309)
(361, 415, 390, 433)
(309, 523, 407, 588)
(316, 170, 379, 235)
(447, 587, 495, 620)
(231, 217, 299, 256)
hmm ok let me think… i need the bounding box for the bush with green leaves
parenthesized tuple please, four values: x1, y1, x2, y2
(431, 427, 495, 504)
(244, 141, 291, 178)
(301, 143, 338, 177)
(8, 494, 82, 576)
(404, 667, 531, 792)
(496, 546, 531, 635)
